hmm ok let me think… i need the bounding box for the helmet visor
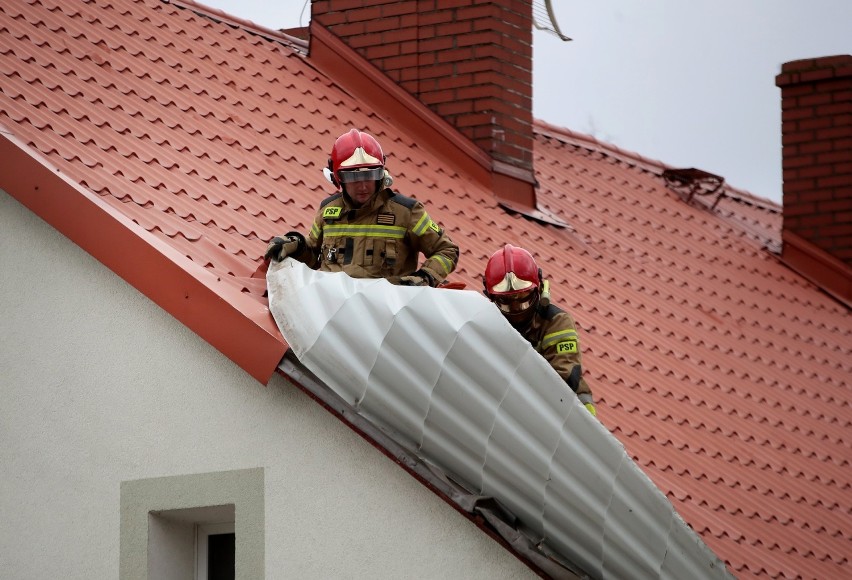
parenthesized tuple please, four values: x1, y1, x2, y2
(338, 167, 384, 183)
(492, 288, 537, 314)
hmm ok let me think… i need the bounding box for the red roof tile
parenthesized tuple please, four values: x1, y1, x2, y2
(1, 1, 849, 578)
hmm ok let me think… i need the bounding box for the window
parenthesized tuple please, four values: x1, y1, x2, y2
(198, 522, 236, 580)
(120, 468, 264, 580)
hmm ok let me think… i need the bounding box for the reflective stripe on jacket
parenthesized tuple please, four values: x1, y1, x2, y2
(520, 304, 594, 405)
(297, 188, 459, 284)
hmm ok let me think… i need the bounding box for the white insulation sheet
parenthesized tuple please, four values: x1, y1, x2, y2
(267, 259, 731, 579)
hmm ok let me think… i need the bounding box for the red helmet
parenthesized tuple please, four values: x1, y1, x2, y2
(484, 244, 541, 327)
(328, 129, 386, 189)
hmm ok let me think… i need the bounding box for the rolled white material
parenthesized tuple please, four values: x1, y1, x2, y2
(267, 259, 730, 579)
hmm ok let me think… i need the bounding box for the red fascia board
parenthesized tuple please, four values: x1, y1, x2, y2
(0, 130, 287, 384)
(781, 229, 852, 307)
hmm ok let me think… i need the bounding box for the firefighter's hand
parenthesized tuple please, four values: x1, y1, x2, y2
(264, 236, 300, 262)
(399, 269, 434, 287)
(584, 403, 597, 417)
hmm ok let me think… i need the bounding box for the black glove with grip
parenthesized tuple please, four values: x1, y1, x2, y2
(399, 269, 435, 287)
(264, 232, 304, 262)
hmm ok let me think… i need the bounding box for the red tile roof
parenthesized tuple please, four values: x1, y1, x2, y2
(1, 1, 849, 577)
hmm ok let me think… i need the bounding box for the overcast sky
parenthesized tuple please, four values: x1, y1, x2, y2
(201, 0, 852, 204)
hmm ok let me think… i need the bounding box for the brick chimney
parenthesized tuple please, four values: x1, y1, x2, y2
(310, 0, 537, 209)
(775, 55, 852, 304)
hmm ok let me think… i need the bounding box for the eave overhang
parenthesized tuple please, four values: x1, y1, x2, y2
(0, 128, 287, 384)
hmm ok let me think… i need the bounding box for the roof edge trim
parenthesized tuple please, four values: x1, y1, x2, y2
(781, 229, 852, 308)
(0, 130, 287, 384)
(308, 22, 493, 185)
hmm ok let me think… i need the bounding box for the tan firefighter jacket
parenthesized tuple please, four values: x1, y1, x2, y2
(291, 188, 459, 285)
(519, 303, 594, 405)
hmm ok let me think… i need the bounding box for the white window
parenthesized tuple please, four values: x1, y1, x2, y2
(197, 521, 236, 580)
(120, 468, 264, 580)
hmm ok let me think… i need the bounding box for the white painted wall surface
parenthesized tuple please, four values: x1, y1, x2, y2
(0, 190, 536, 580)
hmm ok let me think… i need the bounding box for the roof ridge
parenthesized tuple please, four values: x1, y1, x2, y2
(535, 118, 666, 172)
(534, 119, 782, 213)
(166, 0, 308, 53)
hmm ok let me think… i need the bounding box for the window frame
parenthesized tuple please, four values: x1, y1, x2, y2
(119, 468, 264, 580)
(196, 521, 236, 580)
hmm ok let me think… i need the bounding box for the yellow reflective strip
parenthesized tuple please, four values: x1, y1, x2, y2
(324, 224, 406, 239)
(430, 254, 452, 274)
(542, 329, 578, 349)
(310, 222, 320, 238)
(413, 213, 430, 236)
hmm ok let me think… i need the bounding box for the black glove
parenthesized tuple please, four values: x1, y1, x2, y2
(264, 233, 303, 262)
(399, 269, 434, 287)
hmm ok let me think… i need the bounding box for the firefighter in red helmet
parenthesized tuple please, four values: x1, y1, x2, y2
(265, 129, 458, 286)
(484, 244, 597, 416)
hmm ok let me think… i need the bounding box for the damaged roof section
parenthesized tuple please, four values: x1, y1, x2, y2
(0, 1, 849, 578)
(267, 260, 732, 578)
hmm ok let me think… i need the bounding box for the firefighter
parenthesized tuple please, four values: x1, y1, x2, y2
(483, 244, 597, 416)
(264, 129, 459, 287)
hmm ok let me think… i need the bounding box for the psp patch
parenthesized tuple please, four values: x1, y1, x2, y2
(556, 340, 578, 354)
(322, 206, 343, 220)
(428, 220, 442, 234)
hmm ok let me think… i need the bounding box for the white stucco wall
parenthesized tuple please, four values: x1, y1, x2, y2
(0, 190, 536, 579)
